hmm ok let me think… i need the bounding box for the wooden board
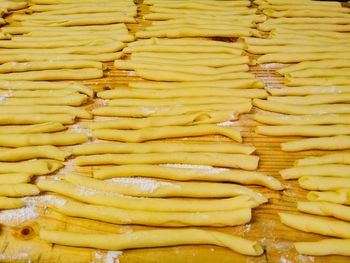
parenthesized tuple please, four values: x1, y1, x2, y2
(0, 2, 350, 263)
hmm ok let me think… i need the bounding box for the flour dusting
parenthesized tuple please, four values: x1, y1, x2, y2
(104, 251, 123, 263)
(160, 164, 228, 174)
(0, 207, 38, 226)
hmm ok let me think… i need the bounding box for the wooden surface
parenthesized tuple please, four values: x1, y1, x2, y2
(0, 2, 350, 263)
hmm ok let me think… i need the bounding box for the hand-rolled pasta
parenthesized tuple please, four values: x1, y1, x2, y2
(98, 88, 266, 99)
(268, 94, 350, 105)
(0, 68, 103, 81)
(1, 94, 88, 106)
(263, 9, 350, 18)
(0, 145, 70, 161)
(48, 198, 252, 227)
(281, 164, 350, 179)
(0, 80, 93, 97)
(90, 111, 237, 129)
(0, 159, 62, 175)
(307, 189, 350, 205)
(0, 60, 103, 73)
(0, 122, 66, 134)
(256, 125, 350, 137)
(257, 52, 350, 63)
(40, 228, 264, 256)
(130, 56, 251, 68)
(279, 212, 350, 238)
(135, 69, 255, 82)
(75, 152, 259, 170)
(296, 152, 350, 166)
(281, 136, 350, 152)
(0, 105, 91, 119)
(248, 45, 350, 55)
(277, 59, 350, 74)
(285, 76, 350, 87)
(0, 133, 88, 147)
(93, 124, 242, 143)
(92, 103, 252, 117)
(37, 179, 261, 212)
(0, 196, 24, 209)
(0, 89, 77, 98)
(295, 239, 350, 256)
(63, 174, 266, 201)
(0, 174, 32, 184)
(73, 141, 255, 155)
(254, 114, 350, 125)
(0, 52, 123, 63)
(128, 79, 263, 89)
(0, 114, 74, 125)
(299, 176, 350, 191)
(92, 164, 282, 190)
(0, 184, 40, 197)
(253, 99, 350, 115)
(298, 201, 350, 222)
(115, 61, 248, 75)
(266, 86, 350, 96)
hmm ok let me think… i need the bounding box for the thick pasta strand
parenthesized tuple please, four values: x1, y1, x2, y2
(256, 125, 350, 137)
(281, 164, 350, 179)
(295, 239, 350, 256)
(0, 196, 24, 209)
(297, 201, 350, 221)
(307, 189, 350, 205)
(0, 122, 66, 134)
(296, 152, 350, 166)
(299, 176, 350, 191)
(281, 136, 350, 152)
(0, 160, 63, 175)
(0, 146, 70, 161)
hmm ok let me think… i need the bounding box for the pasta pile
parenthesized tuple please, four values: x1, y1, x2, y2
(279, 152, 350, 256)
(247, 0, 350, 151)
(139, 0, 263, 38)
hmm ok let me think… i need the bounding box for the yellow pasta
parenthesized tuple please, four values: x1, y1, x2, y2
(48, 198, 252, 227)
(0, 89, 77, 98)
(0, 146, 70, 161)
(298, 201, 350, 221)
(0, 114, 75, 125)
(281, 136, 350, 152)
(281, 164, 350, 179)
(0, 123, 66, 134)
(38, 179, 260, 212)
(258, 52, 350, 63)
(0, 159, 63, 175)
(266, 86, 350, 96)
(0, 184, 40, 197)
(254, 114, 350, 125)
(299, 176, 350, 191)
(278, 59, 350, 74)
(0, 174, 32, 184)
(256, 125, 350, 137)
(92, 164, 283, 190)
(75, 152, 259, 170)
(73, 141, 255, 155)
(296, 152, 350, 166)
(0, 197, 24, 209)
(93, 124, 242, 143)
(40, 228, 264, 256)
(295, 239, 350, 256)
(1, 94, 88, 106)
(307, 189, 350, 205)
(286, 76, 350, 87)
(268, 94, 350, 105)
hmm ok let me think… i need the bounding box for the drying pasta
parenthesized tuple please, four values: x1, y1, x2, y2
(256, 125, 350, 137)
(295, 152, 350, 166)
(1, 94, 88, 106)
(0, 197, 24, 209)
(254, 114, 350, 125)
(0, 145, 70, 161)
(92, 164, 282, 190)
(295, 239, 350, 256)
(266, 86, 350, 96)
(268, 94, 350, 105)
(281, 164, 350, 179)
(0, 159, 62, 175)
(299, 176, 350, 191)
(0, 184, 40, 197)
(297, 201, 350, 222)
(0, 174, 32, 184)
(307, 189, 350, 205)
(74, 152, 259, 170)
(73, 141, 255, 155)
(281, 136, 350, 152)
(0, 122, 66, 134)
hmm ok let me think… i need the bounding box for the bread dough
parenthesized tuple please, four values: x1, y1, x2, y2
(298, 201, 350, 221)
(0, 122, 66, 134)
(38, 179, 261, 212)
(48, 198, 252, 227)
(281, 136, 350, 152)
(299, 176, 350, 191)
(279, 212, 350, 238)
(0, 159, 63, 175)
(296, 152, 350, 166)
(39, 228, 264, 256)
(91, 164, 282, 190)
(73, 141, 255, 155)
(93, 124, 242, 142)
(0, 184, 40, 197)
(0, 145, 70, 161)
(74, 152, 259, 170)
(0, 133, 88, 147)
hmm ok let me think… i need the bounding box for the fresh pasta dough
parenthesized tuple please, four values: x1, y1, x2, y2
(0, 89, 77, 98)
(279, 212, 350, 238)
(0, 184, 40, 197)
(0, 160, 63, 175)
(0, 146, 70, 161)
(92, 103, 252, 117)
(307, 189, 350, 205)
(63, 174, 266, 202)
(254, 114, 350, 125)
(286, 77, 350, 87)
(0, 105, 91, 119)
(299, 176, 350, 191)
(73, 141, 255, 155)
(258, 52, 350, 63)
(295, 152, 350, 166)
(91, 164, 283, 190)
(48, 198, 252, 227)
(74, 152, 259, 170)
(0, 133, 88, 147)
(0, 68, 103, 81)
(268, 94, 350, 105)
(0, 196, 24, 209)
(90, 111, 237, 129)
(266, 86, 350, 96)
(277, 59, 350, 74)
(0, 174, 33, 184)
(255, 125, 350, 137)
(1, 94, 88, 106)
(93, 124, 242, 143)
(281, 164, 350, 179)
(38, 179, 261, 212)
(0, 122, 66, 134)
(297, 201, 350, 222)
(281, 136, 350, 152)
(295, 239, 350, 256)
(40, 228, 264, 256)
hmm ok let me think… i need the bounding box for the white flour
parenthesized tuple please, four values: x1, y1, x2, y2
(104, 251, 123, 263)
(160, 164, 228, 174)
(216, 121, 233, 126)
(0, 207, 38, 226)
(72, 124, 93, 137)
(0, 96, 6, 103)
